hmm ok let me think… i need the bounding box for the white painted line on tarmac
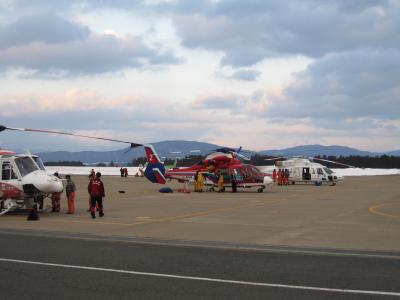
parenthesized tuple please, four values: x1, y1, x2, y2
(1, 257, 400, 297)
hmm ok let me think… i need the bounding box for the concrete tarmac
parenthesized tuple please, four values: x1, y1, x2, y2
(1, 175, 399, 251)
(0, 231, 399, 299)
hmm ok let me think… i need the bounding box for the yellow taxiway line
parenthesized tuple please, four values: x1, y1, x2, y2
(368, 203, 400, 219)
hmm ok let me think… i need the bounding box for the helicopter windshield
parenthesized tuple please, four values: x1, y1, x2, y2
(323, 167, 333, 175)
(33, 156, 46, 171)
(15, 157, 39, 177)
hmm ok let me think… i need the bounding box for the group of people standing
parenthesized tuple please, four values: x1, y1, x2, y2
(120, 167, 128, 177)
(194, 170, 228, 193)
(50, 172, 76, 214)
(48, 169, 105, 219)
(272, 169, 290, 185)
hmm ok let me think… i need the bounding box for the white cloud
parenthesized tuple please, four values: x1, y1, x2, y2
(0, 13, 181, 77)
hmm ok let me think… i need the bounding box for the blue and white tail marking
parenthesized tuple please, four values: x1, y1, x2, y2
(144, 144, 166, 184)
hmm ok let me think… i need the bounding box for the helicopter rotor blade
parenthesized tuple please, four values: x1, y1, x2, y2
(312, 157, 358, 168)
(0, 125, 142, 148)
(236, 152, 250, 161)
(264, 156, 286, 161)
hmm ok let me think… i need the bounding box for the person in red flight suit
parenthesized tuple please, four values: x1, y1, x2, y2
(272, 169, 277, 183)
(88, 172, 105, 219)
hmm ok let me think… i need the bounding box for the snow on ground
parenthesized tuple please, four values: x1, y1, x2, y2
(332, 168, 400, 176)
(46, 166, 400, 177)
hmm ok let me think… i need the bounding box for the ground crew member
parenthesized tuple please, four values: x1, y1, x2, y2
(277, 170, 282, 185)
(217, 171, 224, 193)
(194, 170, 199, 192)
(272, 169, 277, 183)
(87, 173, 94, 211)
(231, 173, 237, 193)
(88, 172, 105, 219)
(284, 169, 290, 185)
(197, 171, 204, 192)
(51, 172, 61, 212)
(65, 175, 76, 214)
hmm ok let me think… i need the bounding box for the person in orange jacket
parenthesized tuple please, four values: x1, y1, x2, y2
(65, 175, 76, 214)
(272, 169, 277, 183)
(277, 169, 282, 185)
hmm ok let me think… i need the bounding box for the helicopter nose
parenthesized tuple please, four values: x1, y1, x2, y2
(23, 171, 64, 193)
(263, 176, 273, 185)
(38, 177, 63, 193)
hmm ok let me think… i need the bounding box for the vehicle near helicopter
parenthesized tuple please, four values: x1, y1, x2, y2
(0, 149, 63, 215)
(262, 156, 351, 185)
(144, 145, 273, 192)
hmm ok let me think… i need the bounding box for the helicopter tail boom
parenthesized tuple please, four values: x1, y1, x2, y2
(143, 145, 166, 184)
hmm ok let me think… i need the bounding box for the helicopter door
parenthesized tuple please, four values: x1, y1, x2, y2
(317, 168, 325, 180)
(1, 162, 18, 180)
(302, 168, 311, 180)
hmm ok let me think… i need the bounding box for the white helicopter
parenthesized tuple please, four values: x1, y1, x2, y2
(0, 149, 63, 215)
(0, 124, 143, 216)
(262, 156, 355, 185)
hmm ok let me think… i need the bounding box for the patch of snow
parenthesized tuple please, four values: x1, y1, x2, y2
(332, 168, 400, 176)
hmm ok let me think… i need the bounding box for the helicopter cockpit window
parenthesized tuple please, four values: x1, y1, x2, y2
(250, 166, 262, 176)
(15, 157, 39, 177)
(323, 167, 333, 175)
(317, 168, 324, 175)
(2, 162, 18, 180)
(33, 156, 46, 171)
(232, 168, 243, 181)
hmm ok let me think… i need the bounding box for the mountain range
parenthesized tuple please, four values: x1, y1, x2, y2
(34, 141, 400, 164)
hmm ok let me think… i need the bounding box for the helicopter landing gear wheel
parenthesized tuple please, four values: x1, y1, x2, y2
(257, 188, 264, 193)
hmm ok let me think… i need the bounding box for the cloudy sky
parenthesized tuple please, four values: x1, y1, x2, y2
(0, 0, 399, 152)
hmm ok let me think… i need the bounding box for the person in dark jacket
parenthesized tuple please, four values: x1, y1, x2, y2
(65, 175, 76, 214)
(88, 172, 105, 219)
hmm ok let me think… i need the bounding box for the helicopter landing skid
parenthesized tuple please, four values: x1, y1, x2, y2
(0, 199, 19, 216)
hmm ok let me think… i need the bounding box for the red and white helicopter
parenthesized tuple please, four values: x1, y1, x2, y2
(144, 145, 273, 192)
(0, 149, 63, 215)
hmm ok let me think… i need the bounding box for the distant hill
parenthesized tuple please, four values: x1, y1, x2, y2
(387, 150, 400, 156)
(259, 144, 375, 157)
(35, 142, 400, 164)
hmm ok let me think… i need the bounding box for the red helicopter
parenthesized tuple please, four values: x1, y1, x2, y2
(0, 125, 273, 193)
(144, 145, 273, 192)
